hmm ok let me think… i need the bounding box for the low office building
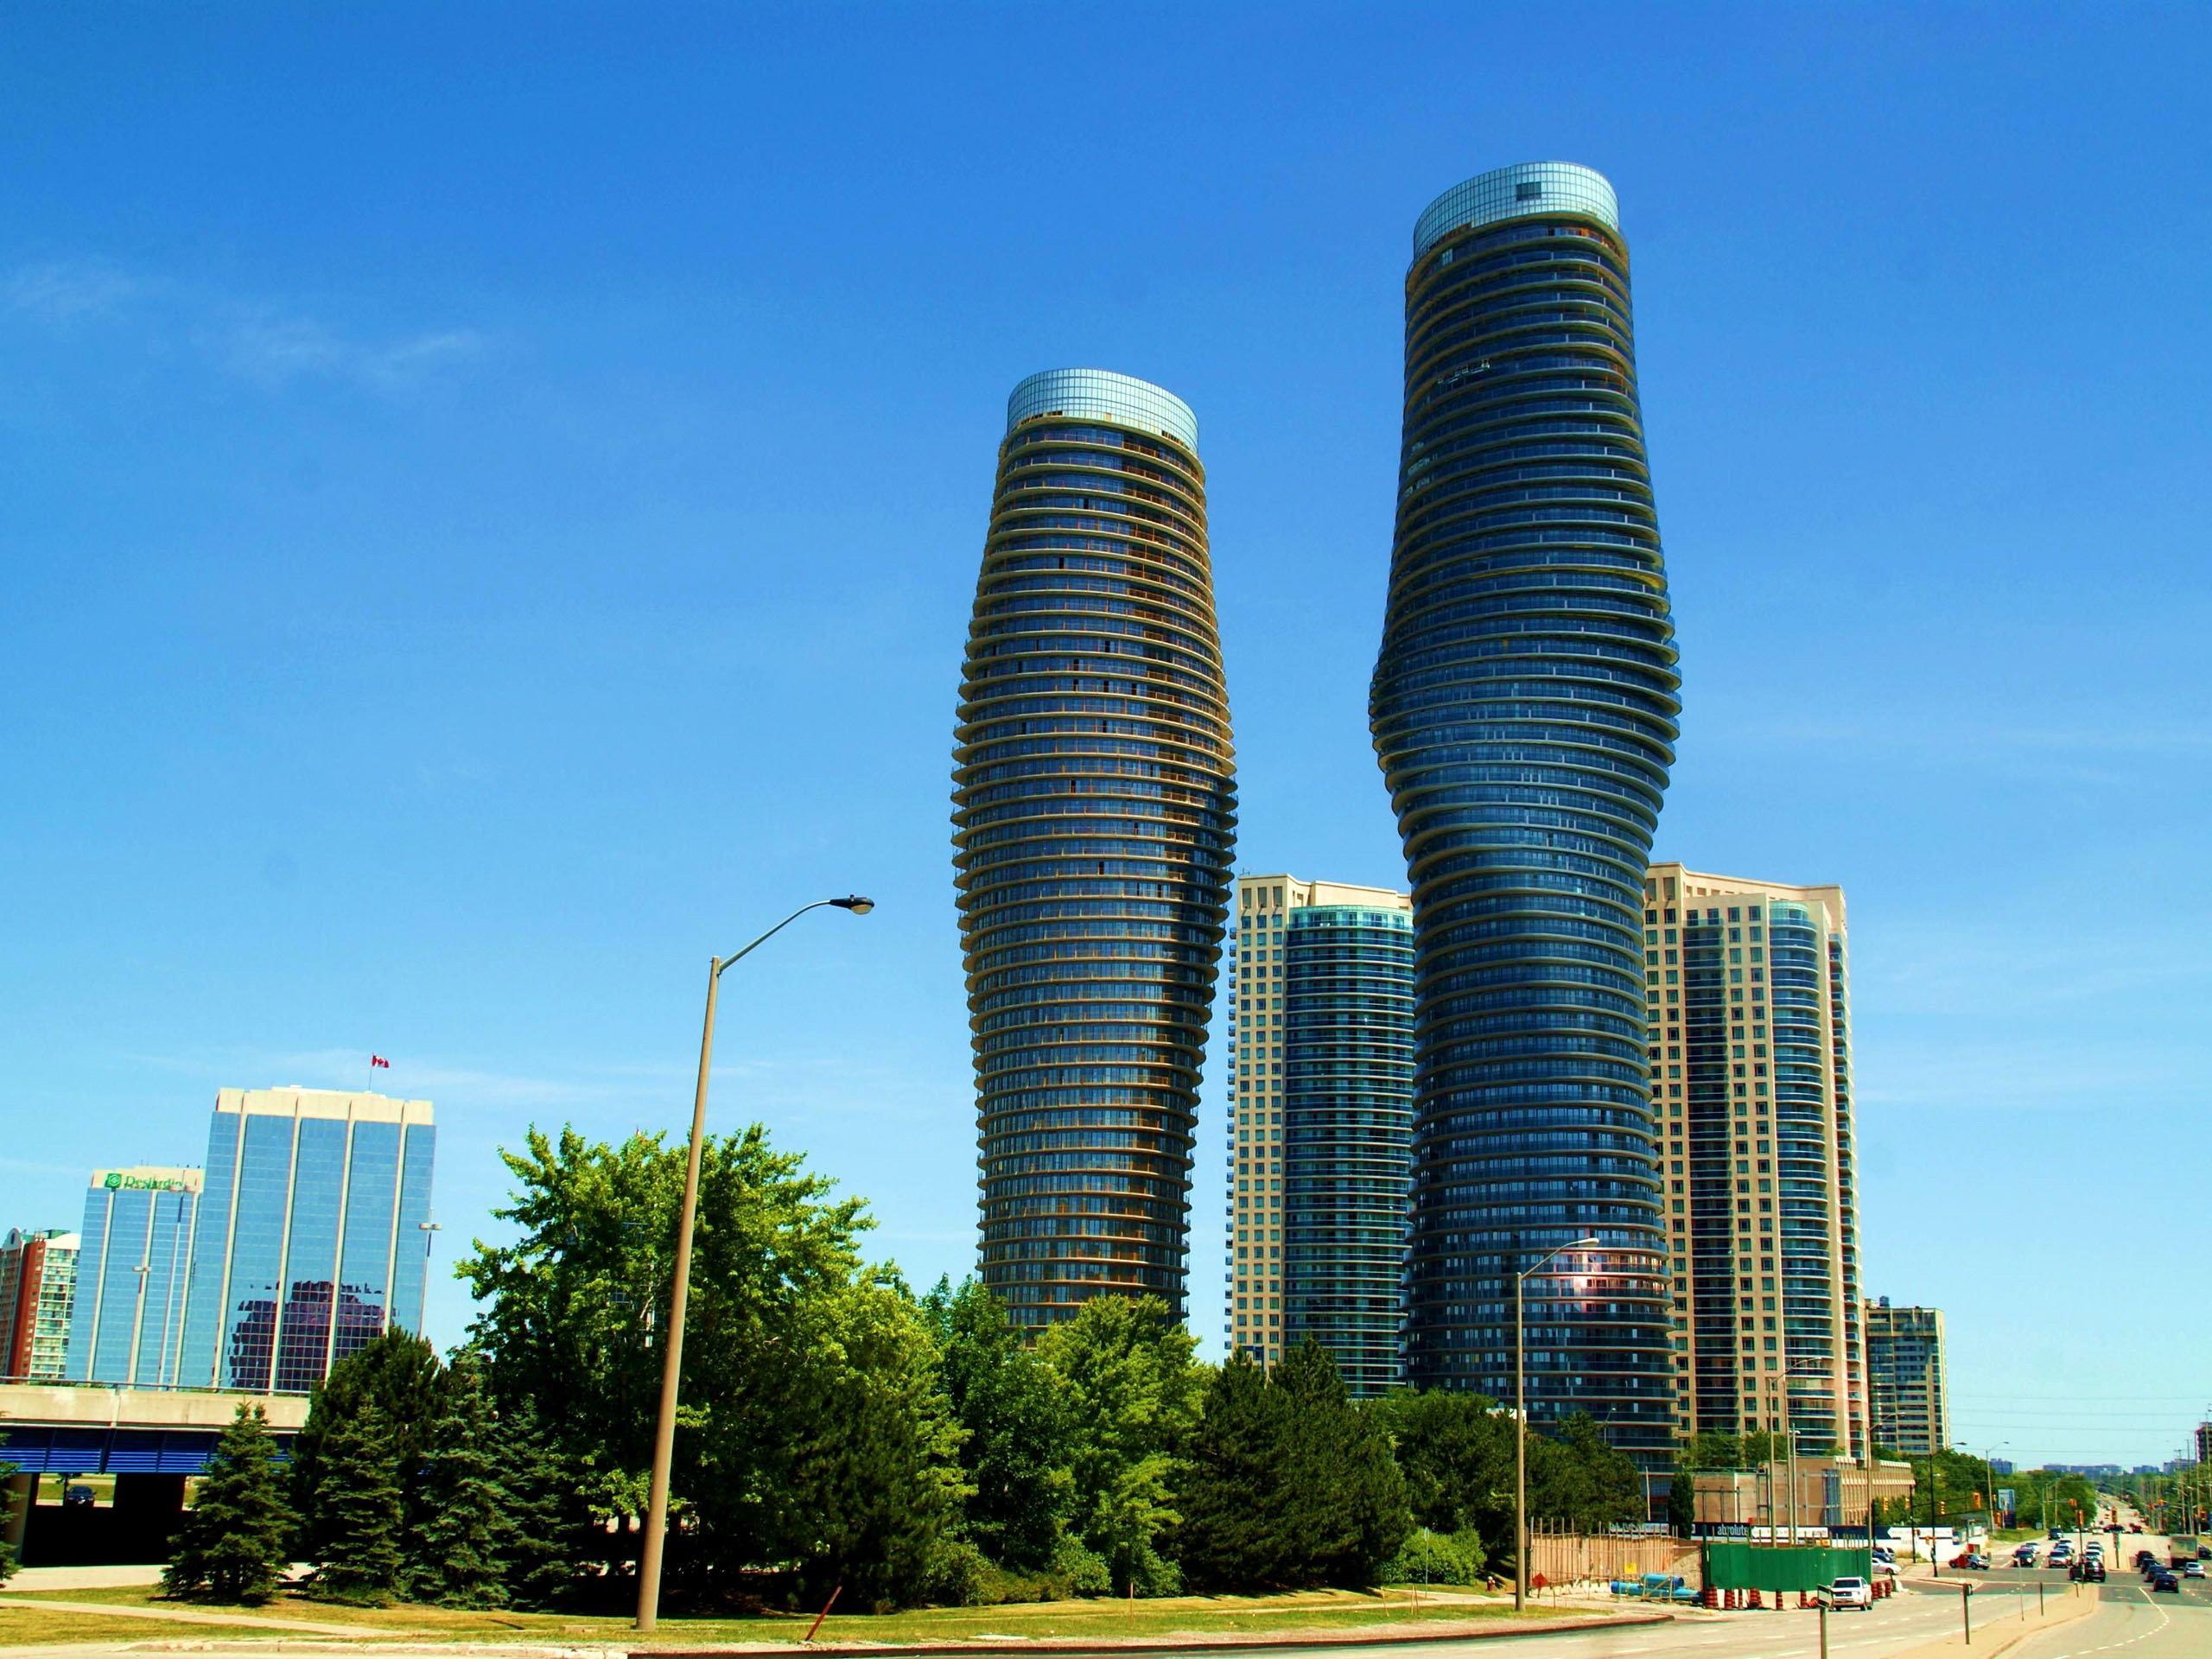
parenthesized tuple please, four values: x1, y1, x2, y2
(1225, 873, 1414, 1391)
(1866, 1298, 1948, 1456)
(0, 1230, 80, 1382)
(177, 1087, 436, 1392)
(65, 1169, 202, 1387)
(1692, 1456, 1916, 1534)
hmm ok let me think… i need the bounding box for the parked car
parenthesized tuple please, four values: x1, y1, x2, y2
(61, 1484, 94, 1509)
(1821, 1577, 1874, 1611)
(1872, 1559, 1899, 1579)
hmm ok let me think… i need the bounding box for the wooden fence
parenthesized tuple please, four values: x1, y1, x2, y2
(1527, 1522, 1702, 1589)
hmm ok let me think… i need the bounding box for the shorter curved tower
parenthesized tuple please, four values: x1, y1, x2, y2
(953, 369, 1236, 1329)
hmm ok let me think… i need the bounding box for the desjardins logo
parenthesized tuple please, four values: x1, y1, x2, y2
(101, 1173, 184, 1192)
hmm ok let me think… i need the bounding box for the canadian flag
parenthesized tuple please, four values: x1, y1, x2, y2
(370, 1054, 391, 1069)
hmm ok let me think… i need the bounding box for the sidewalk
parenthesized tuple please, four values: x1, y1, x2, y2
(631, 1610, 1675, 1657)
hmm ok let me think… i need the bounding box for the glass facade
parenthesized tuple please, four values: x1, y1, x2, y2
(63, 1173, 200, 1388)
(177, 1089, 436, 1391)
(1281, 904, 1415, 1395)
(955, 368, 1236, 1329)
(1370, 162, 1679, 1458)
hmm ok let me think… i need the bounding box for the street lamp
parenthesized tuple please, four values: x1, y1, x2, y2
(1515, 1235, 1601, 1613)
(416, 1221, 442, 1335)
(634, 895, 874, 1634)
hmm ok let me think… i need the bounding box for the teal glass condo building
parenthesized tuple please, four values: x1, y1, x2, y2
(1226, 875, 1414, 1393)
(177, 1086, 436, 1391)
(1370, 162, 1679, 1457)
(954, 370, 1236, 1328)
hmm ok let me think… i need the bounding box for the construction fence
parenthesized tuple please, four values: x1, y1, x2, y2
(1526, 1524, 1703, 1589)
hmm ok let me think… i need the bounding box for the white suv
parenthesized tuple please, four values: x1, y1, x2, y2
(1821, 1577, 1874, 1611)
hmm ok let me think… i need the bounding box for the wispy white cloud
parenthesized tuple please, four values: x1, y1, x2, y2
(3, 259, 138, 321)
(2, 255, 489, 393)
(219, 315, 488, 391)
(1854, 1039, 2191, 1109)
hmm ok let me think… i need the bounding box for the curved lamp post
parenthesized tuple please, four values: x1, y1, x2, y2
(634, 895, 874, 1633)
(1516, 1236, 1601, 1612)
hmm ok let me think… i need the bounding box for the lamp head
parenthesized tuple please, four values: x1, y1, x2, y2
(832, 894, 875, 916)
(1570, 1235, 1602, 1249)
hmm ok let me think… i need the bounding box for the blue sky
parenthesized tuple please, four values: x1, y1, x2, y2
(4, 5, 2207, 1467)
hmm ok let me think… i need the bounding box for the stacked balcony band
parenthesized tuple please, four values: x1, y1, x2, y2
(954, 369, 1236, 1330)
(1370, 164, 1680, 1458)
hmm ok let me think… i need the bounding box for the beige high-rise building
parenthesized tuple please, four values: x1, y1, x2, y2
(1644, 864, 1863, 1455)
(1866, 1299, 1949, 1456)
(1224, 873, 1413, 1376)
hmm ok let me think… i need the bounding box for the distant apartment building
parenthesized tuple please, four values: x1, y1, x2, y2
(64, 1168, 202, 1386)
(2196, 1421, 2210, 1465)
(0, 1229, 81, 1381)
(177, 1087, 436, 1392)
(1645, 864, 1862, 1454)
(1225, 874, 1414, 1393)
(1866, 1299, 1948, 1456)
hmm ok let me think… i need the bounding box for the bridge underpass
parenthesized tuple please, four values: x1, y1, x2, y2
(0, 1382, 311, 1565)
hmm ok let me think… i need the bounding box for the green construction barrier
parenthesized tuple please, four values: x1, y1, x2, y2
(1702, 1541, 1873, 1592)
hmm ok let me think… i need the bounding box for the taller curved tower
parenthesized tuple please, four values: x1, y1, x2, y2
(954, 369, 1236, 1331)
(1370, 164, 1680, 1457)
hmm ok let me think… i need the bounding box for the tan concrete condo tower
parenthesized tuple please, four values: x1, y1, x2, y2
(953, 370, 1236, 1330)
(1645, 864, 1864, 1454)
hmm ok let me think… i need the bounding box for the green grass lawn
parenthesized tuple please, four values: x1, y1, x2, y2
(0, 1582, 1586, 1647)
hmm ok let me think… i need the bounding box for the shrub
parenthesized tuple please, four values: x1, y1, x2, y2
(1378, 1527, 1487, 1586)
(1050, 1537, 1113, 1597)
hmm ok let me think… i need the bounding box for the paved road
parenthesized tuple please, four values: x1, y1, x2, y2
(2007, 1580, 2212, 1659)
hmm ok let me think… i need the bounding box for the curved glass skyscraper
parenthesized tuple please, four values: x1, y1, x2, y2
(1370, 163, 1680, 1456)
(954, 369, 1236, 1330)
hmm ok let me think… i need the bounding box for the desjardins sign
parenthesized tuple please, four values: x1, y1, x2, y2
(101, 1173, 188, 1192)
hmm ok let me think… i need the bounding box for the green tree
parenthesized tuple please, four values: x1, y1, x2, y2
(1168, 1354, 1279, 1586)
(1036, 1294, 1203, 1596)
(291, 1330, 443, 1556)
(487, 1396, 579, 1610)
(312, 1402, 404, 1604)
(785, 1273, 971, 1609)
(921, 1277, 1072, 1571)
(163, 1405, 294, 1605)
(1369, 1388, 1516, 1548)
(1174, 1343, 1410, 1591)
(0, 1460, 19, 1586)
(463, 1122, 978, 1608)
(404, 1354, 509, 1607)
(1529, 1412, 1642, 1530)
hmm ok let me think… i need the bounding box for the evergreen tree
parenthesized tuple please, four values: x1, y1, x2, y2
(163, 1405, 294, 1605)
(1267, 1341, 1408, 1586)
(490, 1396, 577, 1610)
(0, 1460, 20, 1586)
(1174, 1344, 1409, 1592)
(404, 1355, 509, 1607)
(312, 1402, 404, 1603)
(291, 1330, 443, 1556)
(1170, 1354, 1284, 1587)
